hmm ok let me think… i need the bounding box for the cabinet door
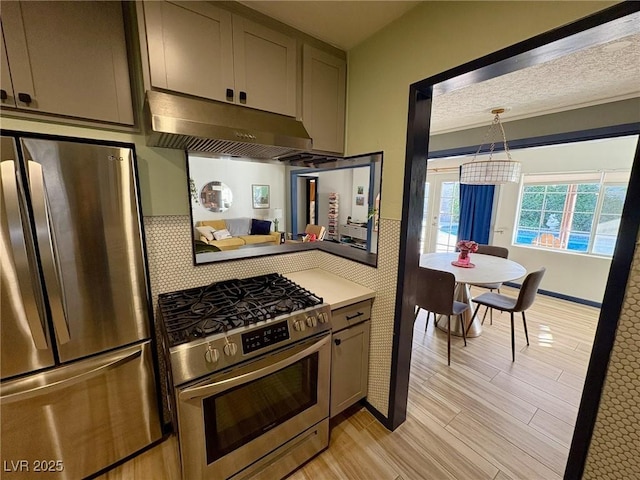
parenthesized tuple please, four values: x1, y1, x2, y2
(1, 2, 32, 109)
(0, 29, 16, 107)
(302, 45, 346, 153)
(330, 321, 370, 417)
(2, 1, 133, 124)
(232, 16, 297, 117)
(144, 1, 234, 103)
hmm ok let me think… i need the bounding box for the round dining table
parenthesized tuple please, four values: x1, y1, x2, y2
(419, 252, 527, 337)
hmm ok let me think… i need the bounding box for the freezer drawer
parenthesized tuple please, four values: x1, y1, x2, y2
(0, 341, 162, 479)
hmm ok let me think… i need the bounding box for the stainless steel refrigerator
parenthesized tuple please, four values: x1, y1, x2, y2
(1, 133, 162, 479)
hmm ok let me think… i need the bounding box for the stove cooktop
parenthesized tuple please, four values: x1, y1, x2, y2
(158, 273, 324, 347)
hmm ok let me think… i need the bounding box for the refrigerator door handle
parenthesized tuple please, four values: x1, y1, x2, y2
(0, 347, 142, 405)
(1, 160, 49, 350)
(27, 160, 71, 344)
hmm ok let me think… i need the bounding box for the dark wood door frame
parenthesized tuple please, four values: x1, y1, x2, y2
(389, 4, 640, 480)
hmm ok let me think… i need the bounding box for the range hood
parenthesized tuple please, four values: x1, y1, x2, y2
(144, 90, 312, 159)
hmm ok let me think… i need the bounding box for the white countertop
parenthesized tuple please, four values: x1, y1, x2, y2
(284, 268, 375, 310)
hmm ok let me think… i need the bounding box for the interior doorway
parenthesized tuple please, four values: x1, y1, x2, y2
(306, 177, 318, 225)
(420, 173, 460, 253)
(389, 5, 640, 480)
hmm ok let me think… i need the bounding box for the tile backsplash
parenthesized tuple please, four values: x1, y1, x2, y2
(143, 215, 400, 417)
(583, 232, 640, 479)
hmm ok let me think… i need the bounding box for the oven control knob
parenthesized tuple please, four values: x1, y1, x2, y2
(293, 319, 306, 332)
(306, 315, 318, 328)
(223, 342, 238, 357)
(318, 312, 329, 324)
(204, 346, 220, 364)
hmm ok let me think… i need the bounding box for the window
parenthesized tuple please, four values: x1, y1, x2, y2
(436, 181, 460, 252)
(514, 172, 628, 256)
(419, 182, 430, 253)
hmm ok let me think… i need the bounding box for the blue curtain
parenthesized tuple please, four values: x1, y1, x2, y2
(458, 183, 495, 244)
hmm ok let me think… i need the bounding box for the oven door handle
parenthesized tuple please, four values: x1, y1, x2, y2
(179, 334, 330, 402)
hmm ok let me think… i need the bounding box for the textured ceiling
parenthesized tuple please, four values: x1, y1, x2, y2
(430, 33, 640, 134)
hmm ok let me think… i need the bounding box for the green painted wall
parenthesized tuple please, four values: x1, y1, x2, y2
(345, 0, 618, 219)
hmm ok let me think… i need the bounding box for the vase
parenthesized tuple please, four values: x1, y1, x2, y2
(457, 249, 470, 265)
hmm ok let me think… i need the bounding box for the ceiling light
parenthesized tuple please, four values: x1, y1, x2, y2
(459, 108, 521, 185)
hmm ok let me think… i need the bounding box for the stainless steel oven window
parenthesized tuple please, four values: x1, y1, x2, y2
(203, 352, 319, 463)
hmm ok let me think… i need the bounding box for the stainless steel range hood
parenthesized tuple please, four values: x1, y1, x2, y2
(144, 90, 312, 159)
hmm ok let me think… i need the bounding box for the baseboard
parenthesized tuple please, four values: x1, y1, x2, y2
(503, 282, 602, 308)
(363, 400, 393, 430)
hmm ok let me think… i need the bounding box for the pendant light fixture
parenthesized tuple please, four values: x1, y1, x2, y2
(459, 108, 521, 185)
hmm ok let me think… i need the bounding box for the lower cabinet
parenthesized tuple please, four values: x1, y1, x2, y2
(330, 300, 371, 417)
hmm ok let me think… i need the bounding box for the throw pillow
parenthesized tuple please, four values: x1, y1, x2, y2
(195, 225, 216, 241)
(250, 219, 272, 235)
(226, 217, 251, 236)
(213, 229, 232, 240)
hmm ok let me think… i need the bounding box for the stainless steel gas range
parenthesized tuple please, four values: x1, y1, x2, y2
(157, 273, 332, 480)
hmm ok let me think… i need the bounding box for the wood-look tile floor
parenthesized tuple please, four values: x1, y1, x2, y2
(99, 287, 598, 480)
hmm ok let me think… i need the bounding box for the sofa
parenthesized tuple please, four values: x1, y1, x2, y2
(195, 217, 281, 251)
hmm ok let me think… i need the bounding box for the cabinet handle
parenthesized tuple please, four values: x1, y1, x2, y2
(239, 91, 247, 103)
(18, 92, 32, 104)
(226, 88, 234, 101)
(0, 89, 7, 100)
(346, 312, 364, 321)
(334, 338, 341, 346)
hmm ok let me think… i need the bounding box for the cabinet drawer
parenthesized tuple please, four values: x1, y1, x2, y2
(331, 300, 371, 333)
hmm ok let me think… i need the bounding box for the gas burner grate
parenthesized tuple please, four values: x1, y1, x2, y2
(158, 273, 323, 347)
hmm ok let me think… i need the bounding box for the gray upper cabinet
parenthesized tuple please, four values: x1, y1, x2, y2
(232, 16, 297, 117)
(143, 1, 297, 117)
(1, 31, 16, 108)
(302, 45, 346, 154)
(144, 1, 234, 104)
(0, 1, 134, 125)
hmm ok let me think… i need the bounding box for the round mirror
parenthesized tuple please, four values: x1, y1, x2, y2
(200, 181, 233, 212)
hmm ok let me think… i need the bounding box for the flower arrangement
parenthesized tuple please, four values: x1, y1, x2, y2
(456, 240, 479, 253)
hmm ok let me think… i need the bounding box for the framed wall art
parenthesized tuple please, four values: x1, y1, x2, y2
(252, 184, 270, 209)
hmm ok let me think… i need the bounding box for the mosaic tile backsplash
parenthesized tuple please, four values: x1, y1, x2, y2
(583, 234, 640, 479)
(143, 215, 400, 417)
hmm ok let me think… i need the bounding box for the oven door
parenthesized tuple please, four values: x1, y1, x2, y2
(176, 332, 330, 480)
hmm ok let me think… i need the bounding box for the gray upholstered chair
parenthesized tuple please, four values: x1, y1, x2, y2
(470, 267, 546, 361)
(472, 244, 509, 325)
(414, 267, 469, 365)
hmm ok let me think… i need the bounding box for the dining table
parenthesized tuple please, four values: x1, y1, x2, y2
(419, 252, 527, 337)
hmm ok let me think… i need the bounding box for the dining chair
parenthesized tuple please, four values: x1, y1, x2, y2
(414, 267, 469, 365)
(288, 224, 327, 243)
(469, 267, 546, 361)
(298, 224, 326, 241)
(472, 245, 509, 325)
